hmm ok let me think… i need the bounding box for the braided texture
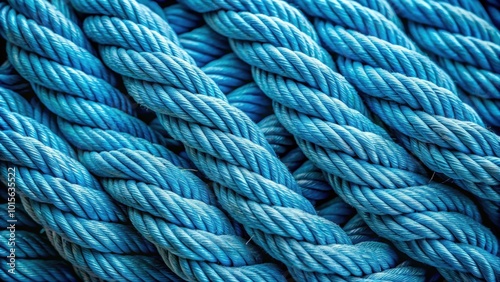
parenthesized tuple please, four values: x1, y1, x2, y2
(164, 6, 274, 122)
(1, 0, 287, 280)
(68, 0, 419, 279)
(0, 72, 181, 281)
(367, 0, 500, 222)
(0, 0, 192, 280)
(0, 186, 78, 281)
(175, 0, 500, 280)
(387, 0, 500, 127)
(297, 0, 500, 226)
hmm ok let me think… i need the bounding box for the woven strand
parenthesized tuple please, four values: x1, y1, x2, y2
(0, 0, 192, 280)
(169, 6, 330, 205)
(0, 78, 181, 281)
(174, 0, 500, 280)
(0, 180, 77, 281)
(69, 0, 415, 279)
(377, 0, 500, 220)
(296, 0, 500, 227)
(2, 0, 287, 280)
(296, 0, 500, 278)
(165, 7, 274, 122)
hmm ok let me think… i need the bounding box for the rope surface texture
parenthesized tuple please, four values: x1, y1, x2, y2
(0, 0, 499, 281)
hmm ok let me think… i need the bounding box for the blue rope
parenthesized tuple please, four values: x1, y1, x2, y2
(165, 8, 274, 121)
(203, 53, 253, 94)
(387, 0, 500, 128)
(258, 115, 334, 202)
(0, 83, 180, 281)
(69, 0, 418, 279)
(0, 61, 30, 94)
(379, 0, 500, 225)
(258, 115, 296, 156)
(296, 0, 500, 228)
(1, 0, 288, 280)
(179, 26, 231, 67)
(0, 0, 197, 280)
(483, 0, 500, 29)
(176, 0, 500, 280)
(0, 182, 77, 281)
(316, 198, 356, 227)
(163, 3, 204, 34)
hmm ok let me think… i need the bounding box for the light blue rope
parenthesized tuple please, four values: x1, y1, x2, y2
(69, 0, 416, 279)
(387, 0, 500, 128)
(165, 7, 274, 121)
(176, 0, 500, 280)
(483, 0, 500, 29)
(0, 68, 152, 281)
(1, 0, 287, 280)
(383, 0, 500, 226)
(0, 185, 78, 281)
(163, 3, 204, 34)
(258, 115, 335, 202)
(0, 61, 30, 94)
(0, 0, 196, 280)
(0, 82, 179, 281)
(258, 115, 296, 156)
(169, 7, 331, 204)
(295, 0, 500, 229)
(180, 26, 231, 67)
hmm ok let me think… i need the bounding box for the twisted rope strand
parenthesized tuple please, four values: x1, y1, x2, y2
(68, 0, 415, 279)
(163, 3, 204, 34)
(2, 0, 287, 280)
(0, 84, 182, 281)
(0, 180, 77, 281)
(164, 10, 273, 121)
(174, 0, 500, 280)
(0, 0, 205, 280)
(295, 0, 500, 227)
(384, 0, 500, 227)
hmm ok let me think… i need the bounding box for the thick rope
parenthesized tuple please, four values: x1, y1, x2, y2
(170, 6, 330, 204)
(0, 183, 78, 281)
(483, 0, 500, 29)
(1, 0, 286, 280)
(0, 74, 181, 281)
(174, 0, 500, 280)
(294, 0, 500, 226)
(164, 6, 274, 121)
(382, 0, 500, 226)
(0, 0, 199, 280)
(69, 0, 417, 279)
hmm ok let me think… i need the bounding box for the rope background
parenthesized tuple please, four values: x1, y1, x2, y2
(0, 0, 499, 281)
